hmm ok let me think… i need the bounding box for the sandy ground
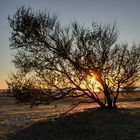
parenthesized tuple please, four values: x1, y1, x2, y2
(0, 93, 140, 140)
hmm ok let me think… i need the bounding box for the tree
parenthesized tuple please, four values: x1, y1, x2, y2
(7, 6, 140, 109)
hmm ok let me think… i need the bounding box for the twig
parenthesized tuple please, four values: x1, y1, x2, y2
(60, 100, 95, 116)
(60, 102, 81, 116)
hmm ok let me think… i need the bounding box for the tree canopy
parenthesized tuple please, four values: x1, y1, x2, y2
(7, 6, 140, 108)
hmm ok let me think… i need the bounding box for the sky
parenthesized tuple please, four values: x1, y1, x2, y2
(0, 0, 140, 89)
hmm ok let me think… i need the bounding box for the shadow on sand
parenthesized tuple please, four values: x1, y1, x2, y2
(8, 107, 140, 140)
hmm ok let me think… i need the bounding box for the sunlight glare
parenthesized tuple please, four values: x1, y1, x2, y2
(90, 76, 96, 84)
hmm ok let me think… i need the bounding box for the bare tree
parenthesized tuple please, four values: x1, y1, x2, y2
(7, 6, 140, 108)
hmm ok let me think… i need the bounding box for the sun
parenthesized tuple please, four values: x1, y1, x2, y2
(81, 72, 101, 91)
(90, 76, 96, 83)
(87, 73, 102, 92)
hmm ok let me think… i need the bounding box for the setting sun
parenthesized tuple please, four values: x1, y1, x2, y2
(90, 76, 96, 83)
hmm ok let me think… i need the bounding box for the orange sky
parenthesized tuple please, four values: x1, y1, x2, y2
(0, 81, 8, 89)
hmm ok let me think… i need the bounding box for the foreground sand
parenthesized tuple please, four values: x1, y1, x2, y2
(0, 93, 140, 140)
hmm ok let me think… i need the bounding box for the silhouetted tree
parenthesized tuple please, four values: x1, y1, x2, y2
(7, 6, 140, 108)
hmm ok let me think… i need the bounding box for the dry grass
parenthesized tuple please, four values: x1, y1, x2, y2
(0, 91, 140, 140)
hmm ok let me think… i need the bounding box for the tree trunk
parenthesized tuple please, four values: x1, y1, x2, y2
(113, 91, 119, 109)
(103, 86, 113, 109)
(106, 96, 113, 108)
(96, 75, 114, 109)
